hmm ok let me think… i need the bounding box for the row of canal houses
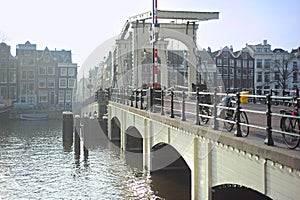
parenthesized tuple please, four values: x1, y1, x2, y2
(0, 41, 78, 110)
(79, 39, 300, 103)
(211, 40, 300, 93)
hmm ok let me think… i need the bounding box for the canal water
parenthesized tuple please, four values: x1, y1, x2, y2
(0, 119, 189, 199)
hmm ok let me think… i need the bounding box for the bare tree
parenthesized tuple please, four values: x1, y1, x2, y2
(265, 50, 296, 91)
(272, 56, 293, 90)
(0, 32, 7, 43)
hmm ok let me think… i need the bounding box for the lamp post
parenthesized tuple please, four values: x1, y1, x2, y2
(152, 0, 160, 89)
(182, 50, 189, 87)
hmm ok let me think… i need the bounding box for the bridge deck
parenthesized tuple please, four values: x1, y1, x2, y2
(111, 101, 300, 171)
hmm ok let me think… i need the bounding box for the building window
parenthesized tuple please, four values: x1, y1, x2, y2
(257, 72, 262, 82)
(20, 82, 26, 94)
(68, 68, 75, 76)
(243, 60, 248, 68)
(265, 72, 270, 82)
(66, 90, 72, 102)
(9, 86, 17, 99)
(248, 69, 253, 75)
(28, 82, 35, 94)
(39, 66, 46, 75)
(28, 71, 35, 80)
(223, 59, 228, 66)
(21, 70, 27, 80)
(223, 68, 228, 75)
(47, 78, 55, 88)
(243, 52, 248, 59)
(38, 90, 48, 103)
(0, 70, 7, 83)
(9, 71, 17, 83)
(47, 66, 55, 75)
(23, 50, 32, 56)
(264, 59, 271, 69)
(257, 59, 262, 68)
(236, 60, 241, 67)
(61, 68, 67, 76)
(229, 59, 234, 67)
(9, 62, 17, 69)
(59, 78, 67, 88)
(68, 78, 76, 88)
(0, 86, 7, 98)
(28, 59, 34, 66)
(217, 59, 222, 66)
(38, 78, 46, 88)
(249, 60, 254, 68)
(20, 96, 26, 103)
(58, 90, 65, 103)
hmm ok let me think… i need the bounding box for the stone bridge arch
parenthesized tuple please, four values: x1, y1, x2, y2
(111, 116, 121, 147)
(151, 142, 191, 199)
(125, 126, 143, 170)
(212, 184, 271, 200)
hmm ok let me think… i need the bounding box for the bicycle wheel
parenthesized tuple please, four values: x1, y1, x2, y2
(223, 110, 234, 132)
(239, 111, 249, 137)
(282, 117, 300, 149)
(199, 107, 211, 125)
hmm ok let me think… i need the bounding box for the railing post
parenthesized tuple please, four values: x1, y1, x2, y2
(181, 91, 186, 121)
(213, 87, 219, 130)
(195, 87, 200, 125)
(264, 94, 274, 146)
(253, 88, 256, 104)
(148, 87, 154, 111)
(170, 90, 174, 118)
(161, 89, 165, 115)
(140, 89, 144, 109)
(234, 92, 242, 137)
(135, 89, 139, 108)
(130, 90, 134, 107)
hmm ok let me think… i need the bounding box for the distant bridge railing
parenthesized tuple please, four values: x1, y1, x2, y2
(109, 87, 300, 150)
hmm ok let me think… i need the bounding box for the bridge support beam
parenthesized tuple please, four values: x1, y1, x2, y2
(108, 105, 112, 140)
(120, 108, 127, 152)
(143, 119, 153, 171)
(193, 138, 213, 200)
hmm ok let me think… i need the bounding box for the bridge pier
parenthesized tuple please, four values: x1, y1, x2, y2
(143, 119, 153, 171)
(74, 115, 81, 160)
(62, 111, 74, 151)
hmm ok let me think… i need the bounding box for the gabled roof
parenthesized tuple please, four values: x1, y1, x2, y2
(37, 49, 72, 63)
(37, 47, 57, 62)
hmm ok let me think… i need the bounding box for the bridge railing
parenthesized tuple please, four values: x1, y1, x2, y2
(110, 87, 300, 149)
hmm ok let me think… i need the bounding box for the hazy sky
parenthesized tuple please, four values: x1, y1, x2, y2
(1, 0, 299, 67)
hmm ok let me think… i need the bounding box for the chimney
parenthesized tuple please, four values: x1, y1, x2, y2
(230, 45, 233, 52)
(263, 40, 267, 45)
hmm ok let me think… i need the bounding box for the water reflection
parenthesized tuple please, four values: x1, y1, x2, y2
(0, 119, 165, 199)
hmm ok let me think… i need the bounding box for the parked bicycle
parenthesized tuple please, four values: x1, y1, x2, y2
(218, 95, 249, 137)
(198, 93, 212, 125)
(280, 97, 300, 149)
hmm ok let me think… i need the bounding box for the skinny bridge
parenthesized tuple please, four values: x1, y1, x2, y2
(77, 88, 300, 200)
